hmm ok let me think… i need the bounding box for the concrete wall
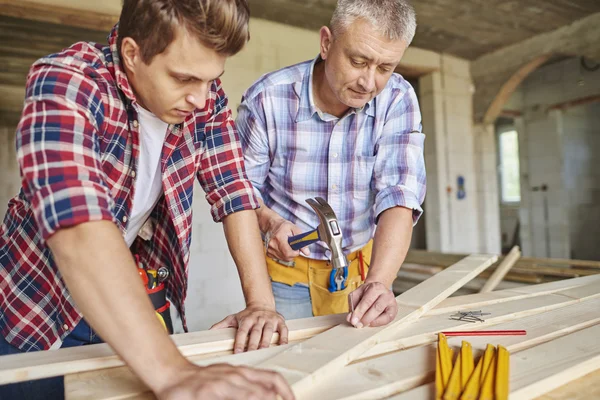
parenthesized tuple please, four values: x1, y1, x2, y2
(562, 102, 600, 260)
(505, 57, 600, 259)
(420, 55, 492, 254)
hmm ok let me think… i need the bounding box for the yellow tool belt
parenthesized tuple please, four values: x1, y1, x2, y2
(267, 241, 372, 316)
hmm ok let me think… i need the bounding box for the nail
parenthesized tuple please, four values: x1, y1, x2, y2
(351, 317, 359, 326)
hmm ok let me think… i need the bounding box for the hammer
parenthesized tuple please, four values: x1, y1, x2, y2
(288, 197, 349, 292)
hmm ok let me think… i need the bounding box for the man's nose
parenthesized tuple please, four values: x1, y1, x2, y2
(186, 83, 209, 110)
(357, 68, 376, 92)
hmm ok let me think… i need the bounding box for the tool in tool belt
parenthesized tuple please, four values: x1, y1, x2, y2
(135, 255, 173, 334)
(288, 197, 349, 293)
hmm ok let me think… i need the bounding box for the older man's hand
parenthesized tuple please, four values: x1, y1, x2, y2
(346, 281, 398, 328)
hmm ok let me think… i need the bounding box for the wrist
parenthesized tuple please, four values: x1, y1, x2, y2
(246, 298, 276, 310)
(364, 273, 395, 289)
(146, 351, 194, 394)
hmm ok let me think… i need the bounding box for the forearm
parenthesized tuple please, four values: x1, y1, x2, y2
(367, 206, 414, 287)
(47, 221, 188, 393)
(223, 210, 275, 307)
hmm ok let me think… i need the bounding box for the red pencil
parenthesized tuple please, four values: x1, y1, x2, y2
(440, 330, 526, 337)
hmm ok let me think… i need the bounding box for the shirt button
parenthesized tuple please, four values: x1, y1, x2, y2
(333, 153, 338, 158)
(133, 120, 139, 128)
(63, 324, 69, 331)
(332, 184, 338, 190)
(131, 170, 136, 178)
(122, 216, 128, 223)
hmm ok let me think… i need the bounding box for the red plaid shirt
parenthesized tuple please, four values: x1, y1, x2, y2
(0, 26, 258, 351)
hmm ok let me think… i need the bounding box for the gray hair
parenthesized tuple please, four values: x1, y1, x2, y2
(330, 0, 417, 44)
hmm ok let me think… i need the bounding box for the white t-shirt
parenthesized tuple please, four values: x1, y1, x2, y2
(124, 105, 169, 247)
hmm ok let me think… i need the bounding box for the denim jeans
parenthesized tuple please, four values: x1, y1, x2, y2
(271, 281, 313, 320)
(0, 319, 103, 400)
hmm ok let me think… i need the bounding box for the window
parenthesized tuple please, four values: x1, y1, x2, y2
(498, 130, 521, 203)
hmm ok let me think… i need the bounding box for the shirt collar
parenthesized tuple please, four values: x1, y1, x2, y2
(107, 24, 137, 103)
(293, 55, 375, 122)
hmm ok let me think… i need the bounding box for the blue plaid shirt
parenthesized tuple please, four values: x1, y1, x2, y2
(236, 57, 426, 260)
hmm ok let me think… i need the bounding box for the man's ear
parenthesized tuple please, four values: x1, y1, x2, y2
(319, 26, 333, 60)
(120, 37, 141, 73)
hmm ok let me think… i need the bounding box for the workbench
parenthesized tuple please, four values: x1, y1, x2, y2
(1, 257, 599, 399)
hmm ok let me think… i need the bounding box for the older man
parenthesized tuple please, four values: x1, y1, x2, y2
(236, 0, 426, 329)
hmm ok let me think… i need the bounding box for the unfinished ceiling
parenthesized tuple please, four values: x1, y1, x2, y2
(249, 0, 600, 60)
(0, 16, 106, 87)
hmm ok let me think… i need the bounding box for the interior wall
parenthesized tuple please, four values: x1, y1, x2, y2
(504, 56, 600, 259)
(420, 55, 484, 254)
(562, 102, 600, 260)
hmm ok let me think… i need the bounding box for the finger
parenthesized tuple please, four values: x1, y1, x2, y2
(269, 235, 300, 262)
(234, 318, 253, 354)
(347, 287, 365, 324)
(240, 368, 295, 400)
(350, 285, 376, 328)
(218, 369, 274, 400)
(259, 322, 276, 349)
(210, 315, 237, 330)
(299, 246, 311, 256)
(368, 303, 398, 327)
(278, 320, 289, 345)
(358, 293, 391, 327)
(246, 318, 266, 352)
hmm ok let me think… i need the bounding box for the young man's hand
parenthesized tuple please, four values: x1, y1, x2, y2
(210, 304, 289, 353)
(155, 362, 295, 400)
(265, 218, 310, 262)
(346, 281, 398, 328)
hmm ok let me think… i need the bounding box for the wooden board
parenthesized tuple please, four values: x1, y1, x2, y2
(479, 245, 521, 293)
(254, 254, 497, 398)
(0, 314, 345, 385)
(3, 274, 597, 387)
(65, 281, 600, 400)
(510, 324, 600, 399)
(536, 369, 600, 400)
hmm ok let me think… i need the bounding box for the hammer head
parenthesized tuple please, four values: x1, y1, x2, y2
(306, 197, 348, 270)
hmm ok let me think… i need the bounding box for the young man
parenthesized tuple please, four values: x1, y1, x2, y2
(236, 0, 426, 329)
(0, 1, 293, 399)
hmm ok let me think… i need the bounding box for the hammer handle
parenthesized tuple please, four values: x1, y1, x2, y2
(288, 229, 319, 251)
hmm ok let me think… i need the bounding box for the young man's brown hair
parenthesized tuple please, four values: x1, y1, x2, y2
(118, 0, 250, 63)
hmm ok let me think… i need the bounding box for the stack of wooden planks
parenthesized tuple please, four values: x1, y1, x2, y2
(1, 253, 600, 399)
(395, 249, 600, 296)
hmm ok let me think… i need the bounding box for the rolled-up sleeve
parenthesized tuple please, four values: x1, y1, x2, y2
(235, 94, 271, 202)
(16, 62, 115, 242)
(198, 82, 259, 222)
(373, 85, 426, 224)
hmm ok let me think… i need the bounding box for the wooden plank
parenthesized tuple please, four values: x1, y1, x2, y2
(3, 274, 597, 387)
(536, 369, 600, 400)
(255, 255, 497, 398)
(285, 294, 600, 400)
(64, 281, 600, 399)
(360, 280, 600, 358)
(479, 246, 521, 293)
(0, 313, 345, 386)
(357, 297, 600, 400)
(510, 324, 600, 400)
(0, 0, 118, 32)
(405, 249, 600, 272)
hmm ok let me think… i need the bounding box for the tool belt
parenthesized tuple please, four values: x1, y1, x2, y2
(267, 240, 372, 316)
(135, 256, 174, 334)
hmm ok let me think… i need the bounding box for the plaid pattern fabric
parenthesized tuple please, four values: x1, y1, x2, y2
(0, 26, 258, 351)
(236, 57, 426, 261)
